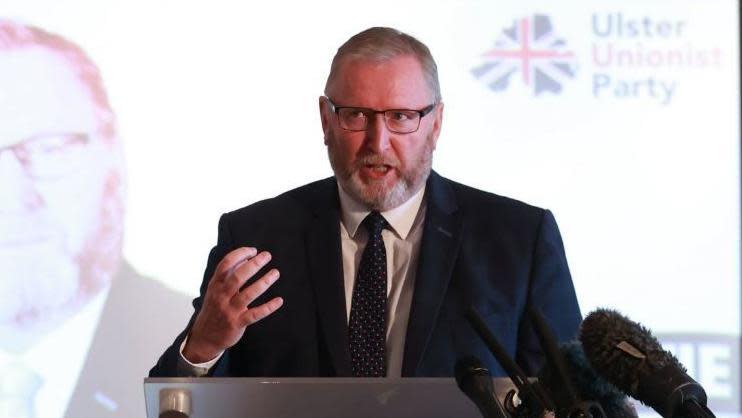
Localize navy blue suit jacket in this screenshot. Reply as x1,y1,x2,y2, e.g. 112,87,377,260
150,171,581,377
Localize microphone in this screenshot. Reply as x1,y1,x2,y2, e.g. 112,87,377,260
536,341,637,418
528,307,608,418
455,356,510,418
465,306,555,415
579,309,715,418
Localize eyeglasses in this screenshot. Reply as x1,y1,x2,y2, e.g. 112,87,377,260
326,97,436,134
0,132,91,179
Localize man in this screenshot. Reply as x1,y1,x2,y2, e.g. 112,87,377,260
151,27,581,379
0,20,190,418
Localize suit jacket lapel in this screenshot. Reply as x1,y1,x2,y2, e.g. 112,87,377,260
304,178,352,376
402,171,463,376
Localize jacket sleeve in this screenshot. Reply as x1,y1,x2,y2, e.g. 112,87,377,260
515,209,582,376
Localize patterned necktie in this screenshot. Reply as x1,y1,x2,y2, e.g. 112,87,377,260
349,211,389,377
0,362,42,418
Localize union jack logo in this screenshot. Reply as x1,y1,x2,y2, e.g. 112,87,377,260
472,14,577,95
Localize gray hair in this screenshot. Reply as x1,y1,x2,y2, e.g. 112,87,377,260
324,27,442,103
0,19,117,143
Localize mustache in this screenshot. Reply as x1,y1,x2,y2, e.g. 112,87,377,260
355,154,400,167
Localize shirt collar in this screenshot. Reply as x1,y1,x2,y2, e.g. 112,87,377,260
337,182,426,240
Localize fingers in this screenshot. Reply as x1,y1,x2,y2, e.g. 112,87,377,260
232,268,280,308
239,296,284,327
190,246,283,356
224,251,273,294
212,247,258,281
211,246,282,312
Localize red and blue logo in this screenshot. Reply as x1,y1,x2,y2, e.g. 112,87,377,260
472,14,578,95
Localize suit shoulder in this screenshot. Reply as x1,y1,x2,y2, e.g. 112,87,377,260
443,176,547,223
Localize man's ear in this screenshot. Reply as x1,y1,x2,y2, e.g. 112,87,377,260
319,96,331,145
430,102,444,150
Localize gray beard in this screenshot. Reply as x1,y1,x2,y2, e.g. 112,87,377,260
327,139,434,211
0,170,123,352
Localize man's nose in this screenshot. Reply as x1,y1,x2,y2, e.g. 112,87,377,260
0,149,44,213
364,113,392,153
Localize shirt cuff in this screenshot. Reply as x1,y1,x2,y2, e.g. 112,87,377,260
177,335,224,377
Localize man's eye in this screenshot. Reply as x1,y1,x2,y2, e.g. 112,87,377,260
348,110,366,119
390,111,412,121
25,133,88,155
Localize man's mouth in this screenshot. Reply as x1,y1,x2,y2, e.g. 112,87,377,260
366,164,391,172
360,163,394,179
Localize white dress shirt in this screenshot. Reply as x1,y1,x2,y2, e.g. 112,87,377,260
180,183,427,377
0,287,109,418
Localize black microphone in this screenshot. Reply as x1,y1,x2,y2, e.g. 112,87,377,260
455,356,509,418
528,307,608,418
465,305,555,415
579,309,715,418
537,341,637,418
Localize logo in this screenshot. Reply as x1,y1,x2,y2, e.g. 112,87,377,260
472,14,577,95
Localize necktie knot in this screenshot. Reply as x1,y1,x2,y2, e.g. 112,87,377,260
362,211,388,238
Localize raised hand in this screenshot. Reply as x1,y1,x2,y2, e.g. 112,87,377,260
182,247,283,363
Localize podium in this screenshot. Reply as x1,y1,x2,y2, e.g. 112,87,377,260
144,377,518,418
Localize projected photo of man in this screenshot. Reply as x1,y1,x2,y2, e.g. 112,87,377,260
0,20,189,418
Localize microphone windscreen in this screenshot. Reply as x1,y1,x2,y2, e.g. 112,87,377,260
579,309,710,418
537,341,637,418
579,308,684,395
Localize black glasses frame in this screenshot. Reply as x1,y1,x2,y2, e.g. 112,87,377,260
325,97,436,133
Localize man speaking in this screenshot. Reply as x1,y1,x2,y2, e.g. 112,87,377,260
151,27,581,378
